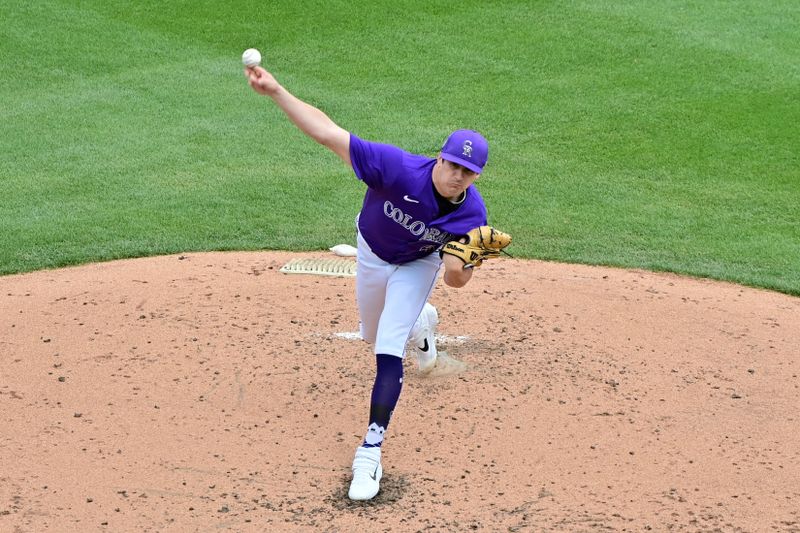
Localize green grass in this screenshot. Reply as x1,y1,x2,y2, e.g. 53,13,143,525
1,0,799,295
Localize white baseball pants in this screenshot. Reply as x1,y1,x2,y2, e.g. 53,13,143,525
356,231,441,357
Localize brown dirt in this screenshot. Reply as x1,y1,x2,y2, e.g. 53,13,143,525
1,251,798,532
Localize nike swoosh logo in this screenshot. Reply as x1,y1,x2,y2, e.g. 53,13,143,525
420,339,429,352
369,465,379,480
403,195,420,203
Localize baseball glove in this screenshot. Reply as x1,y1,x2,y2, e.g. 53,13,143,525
441,226,512,268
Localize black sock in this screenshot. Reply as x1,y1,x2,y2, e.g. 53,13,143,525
362,353,404,448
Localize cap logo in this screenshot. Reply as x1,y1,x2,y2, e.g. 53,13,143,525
462,140,473,158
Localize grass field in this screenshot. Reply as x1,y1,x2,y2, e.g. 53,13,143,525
2,0,798,294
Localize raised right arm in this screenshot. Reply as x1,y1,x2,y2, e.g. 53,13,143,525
244,66,351,166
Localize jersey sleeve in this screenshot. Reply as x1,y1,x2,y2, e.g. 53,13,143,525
348,133,404,190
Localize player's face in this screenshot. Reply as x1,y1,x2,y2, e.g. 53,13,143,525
432,157,479,200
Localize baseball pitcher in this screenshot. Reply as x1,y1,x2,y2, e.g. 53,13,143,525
244,64,511,501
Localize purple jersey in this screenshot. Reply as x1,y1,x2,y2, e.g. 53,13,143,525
349,133,488,264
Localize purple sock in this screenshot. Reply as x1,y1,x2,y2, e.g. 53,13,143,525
362,354,404,448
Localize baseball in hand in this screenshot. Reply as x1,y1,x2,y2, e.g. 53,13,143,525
242,48,261,68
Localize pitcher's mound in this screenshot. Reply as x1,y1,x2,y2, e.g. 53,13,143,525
1,250,798,532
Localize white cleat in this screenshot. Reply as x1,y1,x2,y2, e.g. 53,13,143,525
348,446,382,501
410,303,439,373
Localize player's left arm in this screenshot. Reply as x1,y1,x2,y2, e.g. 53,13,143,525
440,225,512,287
442,252,474,287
